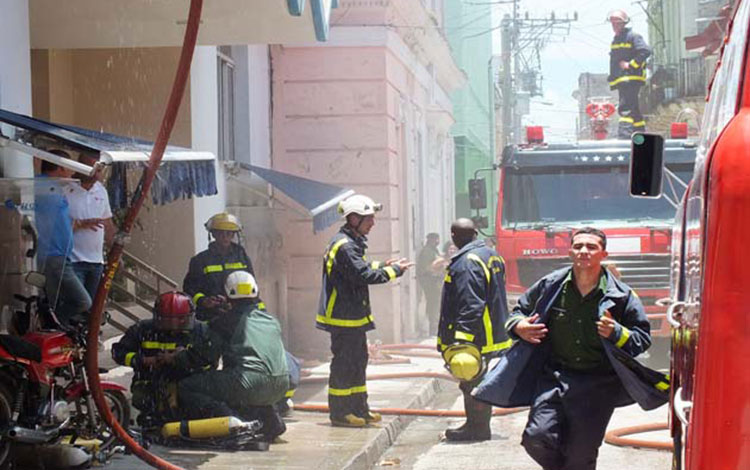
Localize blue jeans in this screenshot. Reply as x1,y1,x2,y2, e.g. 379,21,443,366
73,262,105,300
42,256,92,325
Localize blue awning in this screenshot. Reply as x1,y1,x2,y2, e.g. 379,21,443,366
237,163,352,233
0,108,217,209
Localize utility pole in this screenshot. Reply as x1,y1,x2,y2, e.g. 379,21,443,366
498,1,577,146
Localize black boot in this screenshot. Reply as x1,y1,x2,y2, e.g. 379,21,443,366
258,406,286,442
444,393,491,442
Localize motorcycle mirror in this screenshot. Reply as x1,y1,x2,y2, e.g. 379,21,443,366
25,271,47,289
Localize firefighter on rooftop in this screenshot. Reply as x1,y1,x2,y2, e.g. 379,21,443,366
316,194,413,427
608,9,651,139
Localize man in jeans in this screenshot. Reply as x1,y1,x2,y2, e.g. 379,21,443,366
66,152,114,300
35,152,92,325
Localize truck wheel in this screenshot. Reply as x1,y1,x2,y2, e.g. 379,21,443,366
0,383,14,470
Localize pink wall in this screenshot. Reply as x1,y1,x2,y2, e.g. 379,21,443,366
272,44,408,356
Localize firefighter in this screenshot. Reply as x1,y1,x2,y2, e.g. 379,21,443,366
437,218,511,441
317,194,413,427
183,212,254,320
473,227,669,470
174,271,290,442
111,291,214,424
608,9,651,139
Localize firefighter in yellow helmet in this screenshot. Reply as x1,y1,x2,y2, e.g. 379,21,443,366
437,218,511,441
183,212,255,320
317,194,414,427
607,9,651,139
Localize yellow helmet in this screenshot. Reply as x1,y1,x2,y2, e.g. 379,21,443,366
205,212,242,232
442,343,484,382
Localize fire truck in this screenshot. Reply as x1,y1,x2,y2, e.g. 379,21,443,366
629,0,750,468
484,137,696,339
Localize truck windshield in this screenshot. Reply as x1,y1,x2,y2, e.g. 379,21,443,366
501,165,693,228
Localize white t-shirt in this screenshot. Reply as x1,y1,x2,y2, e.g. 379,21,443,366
65,181,113,264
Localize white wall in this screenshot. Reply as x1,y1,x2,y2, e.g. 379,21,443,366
0,0,33,178
191,46,226,253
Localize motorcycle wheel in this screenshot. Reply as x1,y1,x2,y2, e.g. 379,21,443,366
0,383,13,470
70,389,131,453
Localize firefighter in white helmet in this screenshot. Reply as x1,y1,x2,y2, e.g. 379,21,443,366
607,9,651,138
317,194,414,427
437,218,510,441
183,212,255,320
174,271,290,442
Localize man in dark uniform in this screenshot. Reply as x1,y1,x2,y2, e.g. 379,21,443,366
437,218,511,441
416,232,442,335
183,212,254,320
111,291,214,424
473,227,669,470
316,194,413,427
172,271,289,442
608,9,651,139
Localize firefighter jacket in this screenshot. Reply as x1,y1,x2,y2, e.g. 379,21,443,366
437,239,512,357
316,225,404,333
173,301,289,379
473,267,670,411
183,241,254,307
608,27,651,90
111,319,215,385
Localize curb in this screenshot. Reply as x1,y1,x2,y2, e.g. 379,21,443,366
341,375,447,470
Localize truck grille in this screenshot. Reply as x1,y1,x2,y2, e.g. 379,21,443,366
516,254,671,292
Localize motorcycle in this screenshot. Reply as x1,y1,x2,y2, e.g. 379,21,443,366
0,273,130,469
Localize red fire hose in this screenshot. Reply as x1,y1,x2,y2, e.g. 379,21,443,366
604,422,672,451
84,1,203,469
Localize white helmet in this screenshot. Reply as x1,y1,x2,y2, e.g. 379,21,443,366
225,271,259,299
337,194,383,218
607,9,630,23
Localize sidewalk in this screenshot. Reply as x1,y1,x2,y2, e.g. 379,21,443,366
104,347,449,470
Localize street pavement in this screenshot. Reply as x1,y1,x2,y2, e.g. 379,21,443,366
99,339,671,470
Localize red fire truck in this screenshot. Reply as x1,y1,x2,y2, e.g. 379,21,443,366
629,0,750,468
491,138,696,339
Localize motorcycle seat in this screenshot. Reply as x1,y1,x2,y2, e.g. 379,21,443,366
0,334,42,362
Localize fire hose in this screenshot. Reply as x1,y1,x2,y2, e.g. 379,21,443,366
84,1,204,469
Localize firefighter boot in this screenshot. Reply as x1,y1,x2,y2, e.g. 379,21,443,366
444,394,491,442
331,414,367,428
363,411,382,424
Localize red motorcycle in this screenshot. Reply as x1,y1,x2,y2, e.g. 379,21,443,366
0,290,130,469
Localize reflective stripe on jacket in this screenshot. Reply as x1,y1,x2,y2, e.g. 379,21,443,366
474,267,669,411
608,27,651,89
316,225,403,332
111,319,215,384
182,242,254,306
437,240,511,357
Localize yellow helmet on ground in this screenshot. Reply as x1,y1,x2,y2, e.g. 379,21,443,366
205,212,242,232
442,343,484,382
225,271,259,299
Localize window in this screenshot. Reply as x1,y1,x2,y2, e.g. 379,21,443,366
217,46,235,161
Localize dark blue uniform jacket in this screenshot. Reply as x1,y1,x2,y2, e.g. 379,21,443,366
437,240,511,356
473,267,669,411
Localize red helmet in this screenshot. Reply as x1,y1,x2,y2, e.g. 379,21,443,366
153,292,195,331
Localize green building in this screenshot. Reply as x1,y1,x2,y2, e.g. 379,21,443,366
444,0,497,232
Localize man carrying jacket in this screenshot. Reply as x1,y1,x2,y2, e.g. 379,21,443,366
183,212,254,320
608,9,651,139
316,194,413,427
473,227,669,470
437,218,511,441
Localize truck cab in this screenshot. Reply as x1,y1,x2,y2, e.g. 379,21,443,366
495,139,695,338
629,1,750,468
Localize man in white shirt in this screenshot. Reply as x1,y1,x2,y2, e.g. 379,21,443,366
66,152,115,299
